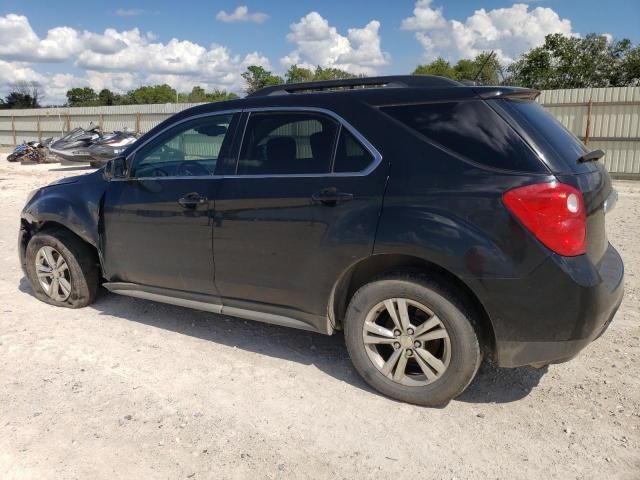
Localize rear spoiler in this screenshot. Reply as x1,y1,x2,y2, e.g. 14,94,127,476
578,149,605,163
475,88,540,101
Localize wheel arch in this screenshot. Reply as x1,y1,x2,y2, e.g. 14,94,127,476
21,219,101,275
328,253,496,358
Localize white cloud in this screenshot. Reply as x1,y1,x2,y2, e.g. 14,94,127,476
0,60,43,84
115,8,145,17
281,12,390,75
401,1,576,63
75,27,271,91
0,13,273,103
0,14,82,62
216,6,269,24
83,30,128,54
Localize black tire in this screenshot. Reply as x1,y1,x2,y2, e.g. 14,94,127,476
7,153,19,162
25,228,99,308
344,274,482,406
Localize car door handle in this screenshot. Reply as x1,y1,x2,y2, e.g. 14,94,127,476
311,188,354,206
178,193,208,208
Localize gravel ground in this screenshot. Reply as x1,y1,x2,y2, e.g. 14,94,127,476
0,158,638,479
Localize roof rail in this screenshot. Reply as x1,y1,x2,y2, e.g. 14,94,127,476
247,75,461,97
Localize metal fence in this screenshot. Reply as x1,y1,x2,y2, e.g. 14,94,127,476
538,87,640,176
1,86,639,176
0,103,204,148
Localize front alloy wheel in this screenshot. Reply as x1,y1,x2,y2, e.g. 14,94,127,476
35,246,72,301
25,228,99,308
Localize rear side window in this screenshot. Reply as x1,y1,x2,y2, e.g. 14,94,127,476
381,100,544,172
238,112,338,175
334,129,374,173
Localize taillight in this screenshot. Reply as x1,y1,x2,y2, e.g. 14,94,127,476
502,182,586,256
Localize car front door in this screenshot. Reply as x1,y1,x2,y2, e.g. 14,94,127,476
102,112,240,297
212,109,387,330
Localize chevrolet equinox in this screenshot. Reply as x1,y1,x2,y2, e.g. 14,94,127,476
19,76,624,405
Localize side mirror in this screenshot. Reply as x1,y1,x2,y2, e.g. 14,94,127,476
104,156,128,179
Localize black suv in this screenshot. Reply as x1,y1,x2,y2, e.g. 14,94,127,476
19,76,624,405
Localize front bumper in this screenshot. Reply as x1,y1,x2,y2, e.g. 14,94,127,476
18,225,30,276
481,243,624,368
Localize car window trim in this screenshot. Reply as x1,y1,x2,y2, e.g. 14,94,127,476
329,123,342,173
115,107,382,181
235,109,341,177
231,107,381,178
122,110,238,180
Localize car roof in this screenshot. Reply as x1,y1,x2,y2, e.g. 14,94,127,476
167,76,537,122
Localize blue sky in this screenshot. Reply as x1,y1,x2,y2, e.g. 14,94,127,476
0,1,638,103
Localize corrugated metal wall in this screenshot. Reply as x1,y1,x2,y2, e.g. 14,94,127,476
538,87,640,175
0,103,204,146
1,86,639,176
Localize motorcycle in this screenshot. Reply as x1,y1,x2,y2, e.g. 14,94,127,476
86,129,139,167
7,138,53,163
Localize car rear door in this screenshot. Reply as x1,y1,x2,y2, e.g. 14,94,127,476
212,109,387,329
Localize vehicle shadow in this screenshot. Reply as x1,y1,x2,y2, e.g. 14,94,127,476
457,362,548,404
18,278,548,405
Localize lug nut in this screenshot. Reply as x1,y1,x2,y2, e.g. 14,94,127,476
393,342,401,349
393,329,401,337
405,349,413,357
407,328,414,335
414,341,421,348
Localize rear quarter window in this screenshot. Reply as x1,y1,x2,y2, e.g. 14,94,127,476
497,99,594,174
381,100,546,173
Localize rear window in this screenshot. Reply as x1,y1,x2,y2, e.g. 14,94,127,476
497,99,592,173
381,100,544,172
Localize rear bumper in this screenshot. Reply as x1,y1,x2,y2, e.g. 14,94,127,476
481,243,624,367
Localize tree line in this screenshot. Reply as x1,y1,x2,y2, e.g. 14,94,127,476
65,85,239,107
236,34,640,93
1,33,638,109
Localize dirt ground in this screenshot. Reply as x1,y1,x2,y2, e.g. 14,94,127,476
0,158,638,480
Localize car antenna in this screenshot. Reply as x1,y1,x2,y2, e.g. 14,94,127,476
473,50,496,83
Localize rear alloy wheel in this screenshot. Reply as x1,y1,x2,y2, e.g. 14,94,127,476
363,298,451,386
344,275,482,406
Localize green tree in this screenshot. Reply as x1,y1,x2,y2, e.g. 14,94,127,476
186,86,208,102
507,33,639,89
1,81,43,109
98,88,115,106
178,87,239,103
311,66,357,81
468,52,502,84
285,65,315,83
0,92,38,109
413,58,455,78
414,53,502,84
241,66,284,94
206,89,238,102
66,87,98,106
621,45,640,86
127,84,177,104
